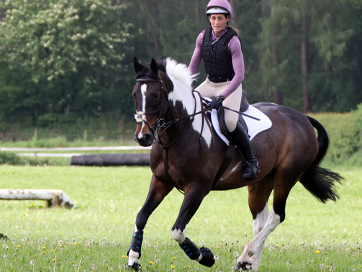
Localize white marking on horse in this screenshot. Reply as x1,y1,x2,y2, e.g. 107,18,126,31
237,207,281,269
172,228,186,244
137,84,148,139
253,203,268,236
128,250,139,266
128,225,141,266
219,162,241,181
165,58,212,147
249,203,269,270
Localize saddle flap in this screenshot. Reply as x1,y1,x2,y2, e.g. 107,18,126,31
217,107,248,142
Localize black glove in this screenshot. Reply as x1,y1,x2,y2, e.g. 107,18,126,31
209,96,224,109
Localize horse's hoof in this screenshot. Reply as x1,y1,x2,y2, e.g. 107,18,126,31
0,233,8,240
126,262,141,271
235,261,252,271
198,247,215,267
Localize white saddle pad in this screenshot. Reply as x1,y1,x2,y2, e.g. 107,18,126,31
211,105,272,146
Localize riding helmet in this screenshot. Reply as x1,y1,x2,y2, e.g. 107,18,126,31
205,0,232,16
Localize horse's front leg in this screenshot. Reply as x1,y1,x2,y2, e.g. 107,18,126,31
171,186,215,268
127,175,173,270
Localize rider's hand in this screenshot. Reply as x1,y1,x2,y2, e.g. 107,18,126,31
209,96,224,109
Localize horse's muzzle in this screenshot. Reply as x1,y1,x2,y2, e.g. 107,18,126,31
134,133,153,147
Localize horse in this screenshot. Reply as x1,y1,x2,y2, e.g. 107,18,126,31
126,57,343,271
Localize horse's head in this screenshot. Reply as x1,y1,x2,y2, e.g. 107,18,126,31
132,57,174,146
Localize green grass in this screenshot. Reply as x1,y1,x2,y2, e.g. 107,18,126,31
0,165,361,271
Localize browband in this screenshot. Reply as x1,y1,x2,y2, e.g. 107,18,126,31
136,77,162,83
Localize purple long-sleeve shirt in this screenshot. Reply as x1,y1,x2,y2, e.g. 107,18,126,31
188,29,245,98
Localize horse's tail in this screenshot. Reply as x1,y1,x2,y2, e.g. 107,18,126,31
299,116,343,203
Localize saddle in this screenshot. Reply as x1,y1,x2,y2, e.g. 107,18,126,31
203,90,249,144
203,90,249,185
203,91,272,185
216,90,249,142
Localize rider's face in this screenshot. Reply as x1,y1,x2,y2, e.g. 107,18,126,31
209,14,229,35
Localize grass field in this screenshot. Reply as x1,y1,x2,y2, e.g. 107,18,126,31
0,165,361,271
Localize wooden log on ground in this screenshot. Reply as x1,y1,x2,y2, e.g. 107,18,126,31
0,189,74,208
70,153,150,166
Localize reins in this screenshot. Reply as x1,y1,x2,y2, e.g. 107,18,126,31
157,90,215,195
135,75,257,195
135,76,212,147
136,76,211,195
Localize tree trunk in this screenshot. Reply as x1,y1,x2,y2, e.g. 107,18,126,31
65,105,70,115
195,0,202,22
0,9,5,21
136,0,162,54
229,0,237,26
262,0,270,17
354,56,360,70
324,61,332,71
270,5,283,105
272,41,283,105
301,0,310,113
274,89,283,105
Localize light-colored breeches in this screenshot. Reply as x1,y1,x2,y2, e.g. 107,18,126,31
196,79,242,132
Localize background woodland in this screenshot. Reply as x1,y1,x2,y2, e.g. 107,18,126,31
0,0,361,130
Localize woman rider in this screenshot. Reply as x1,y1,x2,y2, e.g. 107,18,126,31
188,0,259,180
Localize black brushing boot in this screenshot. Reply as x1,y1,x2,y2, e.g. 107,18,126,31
229,122,260,180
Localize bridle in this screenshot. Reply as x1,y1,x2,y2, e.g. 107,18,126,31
134,77,169,137
134,75,212,148
134,74,215,195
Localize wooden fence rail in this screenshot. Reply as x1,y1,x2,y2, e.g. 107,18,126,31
0,189,74,208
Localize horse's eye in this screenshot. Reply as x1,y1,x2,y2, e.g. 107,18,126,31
152,93,159,99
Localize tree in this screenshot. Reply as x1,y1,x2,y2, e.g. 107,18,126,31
254,0,362,112
1,0,361,129
232,0,264,103
308,0,362,112
256,0,302,108
0,0,131,122
300,0,310,112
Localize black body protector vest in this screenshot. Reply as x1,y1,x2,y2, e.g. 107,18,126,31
201,26,239,83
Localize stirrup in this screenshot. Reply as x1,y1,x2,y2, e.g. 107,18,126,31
243,161,260,180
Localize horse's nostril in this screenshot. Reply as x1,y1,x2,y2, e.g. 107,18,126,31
142,134,153,145
142,134,151,141
134,133,153,146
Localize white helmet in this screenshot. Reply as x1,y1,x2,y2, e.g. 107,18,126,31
206,0,232,16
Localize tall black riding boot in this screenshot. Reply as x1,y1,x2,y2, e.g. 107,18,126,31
229,123,260,180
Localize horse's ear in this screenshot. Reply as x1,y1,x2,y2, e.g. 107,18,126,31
150,58,158,75
134,57,145,74
159,71,174,93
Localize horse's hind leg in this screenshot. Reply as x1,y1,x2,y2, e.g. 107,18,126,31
236,179,273,271
236,174,298,271
127,175,173,270
248,204,268,270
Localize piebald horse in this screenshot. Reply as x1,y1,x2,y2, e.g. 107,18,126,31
127,57,342,271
